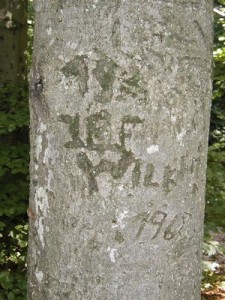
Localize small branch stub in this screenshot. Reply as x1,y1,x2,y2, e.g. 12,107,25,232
27,207,37,220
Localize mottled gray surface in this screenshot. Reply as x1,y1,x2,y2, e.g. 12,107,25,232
28,1,213,299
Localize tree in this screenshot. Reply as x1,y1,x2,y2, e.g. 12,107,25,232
28,1,213,299
0,0,28,86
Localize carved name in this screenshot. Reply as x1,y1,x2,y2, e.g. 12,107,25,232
59,111,143,194
59,110,197,195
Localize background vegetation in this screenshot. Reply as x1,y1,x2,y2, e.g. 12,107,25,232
205,1,225,229
0,1,224,299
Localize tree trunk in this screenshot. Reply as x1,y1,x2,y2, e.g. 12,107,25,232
0,0,27,86
28,1,213,299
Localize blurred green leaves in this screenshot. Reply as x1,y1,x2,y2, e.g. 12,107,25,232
0,0,34,296
205,2,225,230
0,84,29,297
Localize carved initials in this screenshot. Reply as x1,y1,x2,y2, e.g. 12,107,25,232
59,112,143,194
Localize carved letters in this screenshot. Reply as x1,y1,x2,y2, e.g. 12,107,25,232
58,51,195,244
59,111,143,194
59,51,195,196
59,109,188,196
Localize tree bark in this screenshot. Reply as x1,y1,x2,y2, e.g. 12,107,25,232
0,0,27,86
28,1,213,299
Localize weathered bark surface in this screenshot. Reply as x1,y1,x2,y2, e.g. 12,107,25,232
0,0,27,86
28,1,213,299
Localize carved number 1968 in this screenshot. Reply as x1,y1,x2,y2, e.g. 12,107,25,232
133,210,192,241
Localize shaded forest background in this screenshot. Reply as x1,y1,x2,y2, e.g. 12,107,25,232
0,1,224,299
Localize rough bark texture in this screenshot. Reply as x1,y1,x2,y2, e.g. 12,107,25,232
28,1,213,299
0,0,27,86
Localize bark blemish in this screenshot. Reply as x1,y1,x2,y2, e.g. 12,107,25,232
35,135,43,161
59,114,85,148
86,110,111,150
117,69,148,102
61,55,88,96
112,209,129,230
146,144,159,155
177,128,186,145
115,230,125,243
35,270,44,283
35,122,47,161
112,18,121,48
46,27,52,35
162,166,177,193
107,247,117,263
96,276,101,284
144,163,159,188
93,53,118,103
34,187,49,248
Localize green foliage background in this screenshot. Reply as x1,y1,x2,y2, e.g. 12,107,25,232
205,1,225,229
0,85,29,299
0,1,224,298
0,1,34,298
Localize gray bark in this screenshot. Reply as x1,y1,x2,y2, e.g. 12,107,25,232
28,1,213,299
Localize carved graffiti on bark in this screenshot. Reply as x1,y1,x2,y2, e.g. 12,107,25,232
59,111,143,194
